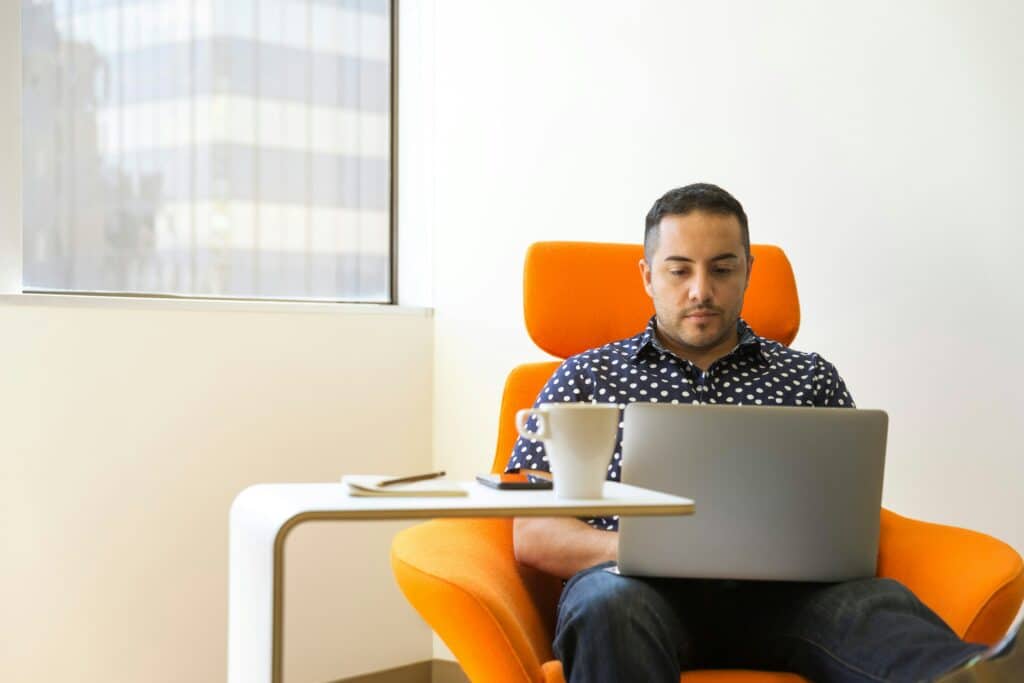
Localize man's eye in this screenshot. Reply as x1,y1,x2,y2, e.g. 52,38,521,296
714,268,733,275
669,270,688,277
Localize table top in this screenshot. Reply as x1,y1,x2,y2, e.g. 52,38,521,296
230,480,694,523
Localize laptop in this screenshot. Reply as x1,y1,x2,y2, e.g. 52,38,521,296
617,404,888,582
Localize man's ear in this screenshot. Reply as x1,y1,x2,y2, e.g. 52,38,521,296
745,253,755,287
639,258,655,298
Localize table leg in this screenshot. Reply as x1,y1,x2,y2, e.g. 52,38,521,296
228,487,292,683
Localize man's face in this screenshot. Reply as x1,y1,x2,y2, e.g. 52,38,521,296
639,211,752,358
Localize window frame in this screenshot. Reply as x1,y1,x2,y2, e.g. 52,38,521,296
5,0,399,306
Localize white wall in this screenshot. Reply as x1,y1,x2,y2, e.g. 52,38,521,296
410,0,1024,556
0,298,434,683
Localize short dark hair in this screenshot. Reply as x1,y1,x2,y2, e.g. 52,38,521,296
644,183,749,261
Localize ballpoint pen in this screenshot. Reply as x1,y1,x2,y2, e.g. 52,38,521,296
377,470,447,487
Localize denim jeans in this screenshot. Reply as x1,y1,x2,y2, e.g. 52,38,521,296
553,562,986,683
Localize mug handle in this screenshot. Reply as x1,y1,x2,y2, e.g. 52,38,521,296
515,408,550,440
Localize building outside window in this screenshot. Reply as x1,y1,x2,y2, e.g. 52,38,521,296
22,0,393,302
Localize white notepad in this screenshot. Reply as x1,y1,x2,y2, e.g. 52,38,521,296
341,474,468,497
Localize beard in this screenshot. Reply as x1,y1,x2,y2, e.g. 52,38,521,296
657,309,739,355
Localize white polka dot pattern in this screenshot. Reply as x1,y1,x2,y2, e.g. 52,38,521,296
505,317,856,531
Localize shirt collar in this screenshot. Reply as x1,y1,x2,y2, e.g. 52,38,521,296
631,315,771,365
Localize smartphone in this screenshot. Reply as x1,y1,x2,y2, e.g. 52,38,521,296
475,472,553,490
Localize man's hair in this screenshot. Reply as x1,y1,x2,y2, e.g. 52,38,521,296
644,183,750,261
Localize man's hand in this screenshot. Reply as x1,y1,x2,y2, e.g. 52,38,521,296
513,517,618,579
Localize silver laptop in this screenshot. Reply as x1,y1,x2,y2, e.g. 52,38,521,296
617,404,888,582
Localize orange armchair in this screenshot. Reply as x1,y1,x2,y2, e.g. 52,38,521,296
392,242,1024,683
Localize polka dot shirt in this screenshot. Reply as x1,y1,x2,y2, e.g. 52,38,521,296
505,316,856,531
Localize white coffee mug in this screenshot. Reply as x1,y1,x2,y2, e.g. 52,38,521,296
515,402,620,498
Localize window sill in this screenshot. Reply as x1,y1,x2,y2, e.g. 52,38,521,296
0,292,432,317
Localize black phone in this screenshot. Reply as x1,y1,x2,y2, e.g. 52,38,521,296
475,472,553,490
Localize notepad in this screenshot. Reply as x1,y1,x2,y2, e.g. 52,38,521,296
342,474,468,497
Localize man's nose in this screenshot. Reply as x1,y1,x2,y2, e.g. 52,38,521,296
688,270,713,302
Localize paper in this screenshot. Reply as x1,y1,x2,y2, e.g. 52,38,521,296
342,474,468,497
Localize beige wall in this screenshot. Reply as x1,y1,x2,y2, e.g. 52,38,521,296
0,2,439,681
0,298,434,683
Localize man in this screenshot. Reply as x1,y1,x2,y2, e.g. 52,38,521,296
506,184,1022,682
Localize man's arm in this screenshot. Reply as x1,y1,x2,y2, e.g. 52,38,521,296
507,357,618,579
513,517,618,579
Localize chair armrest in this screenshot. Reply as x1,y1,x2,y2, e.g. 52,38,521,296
391,518,562,683
877,508,1024,644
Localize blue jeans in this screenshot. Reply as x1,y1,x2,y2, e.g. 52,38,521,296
553,562,986,683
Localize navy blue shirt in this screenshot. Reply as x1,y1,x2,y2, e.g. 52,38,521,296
505,316,855,530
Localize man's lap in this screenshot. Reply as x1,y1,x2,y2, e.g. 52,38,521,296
556,563,962,672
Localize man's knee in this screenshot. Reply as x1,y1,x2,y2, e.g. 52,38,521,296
558,569,672,630
822,577,920,610
554,569,690,679
799,577,933,629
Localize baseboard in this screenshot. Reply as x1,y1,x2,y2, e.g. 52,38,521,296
430,660,470,683
329,659,469,683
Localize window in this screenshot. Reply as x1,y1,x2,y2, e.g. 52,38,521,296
21,0,393,302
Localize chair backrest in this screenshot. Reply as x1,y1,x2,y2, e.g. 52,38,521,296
490,241,801,473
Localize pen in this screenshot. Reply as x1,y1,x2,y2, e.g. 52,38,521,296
378,470,447,487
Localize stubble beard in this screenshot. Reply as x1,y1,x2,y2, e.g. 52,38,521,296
657,310,740,357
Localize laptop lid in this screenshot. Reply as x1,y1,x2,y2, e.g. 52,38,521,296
617,404,888,582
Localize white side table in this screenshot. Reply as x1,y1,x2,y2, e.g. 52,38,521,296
227,481,694,683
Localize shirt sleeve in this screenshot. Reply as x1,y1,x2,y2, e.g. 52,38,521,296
503,357,587,474
813,355,856,408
